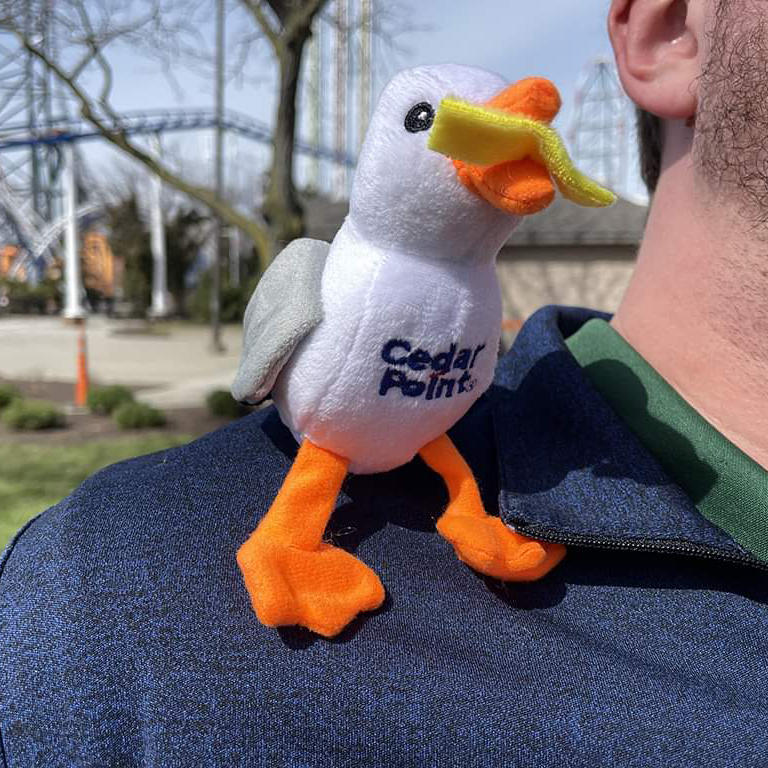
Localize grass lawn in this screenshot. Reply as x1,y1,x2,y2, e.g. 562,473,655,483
0,436,190,552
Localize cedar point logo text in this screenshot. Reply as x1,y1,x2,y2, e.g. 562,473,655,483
378,338,486,401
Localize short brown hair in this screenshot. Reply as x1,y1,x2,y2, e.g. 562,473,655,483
636,108,662,194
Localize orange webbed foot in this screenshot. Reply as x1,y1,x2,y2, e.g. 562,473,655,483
237,439,384,638
436,514,566,582
237,532,385,638
420,434,566,582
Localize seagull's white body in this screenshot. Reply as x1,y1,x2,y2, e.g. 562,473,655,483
272,219,503,474
237,65,529,474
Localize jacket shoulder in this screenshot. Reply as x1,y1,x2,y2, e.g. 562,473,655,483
0,408,292,596
0,408,300,764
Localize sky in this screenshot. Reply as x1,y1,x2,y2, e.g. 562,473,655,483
80,0,647,205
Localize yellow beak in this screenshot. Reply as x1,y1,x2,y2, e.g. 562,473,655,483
428,97,616,209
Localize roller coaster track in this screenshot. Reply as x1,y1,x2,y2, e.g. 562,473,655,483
0,107,358,166
0,107,357,280
0,164,100,278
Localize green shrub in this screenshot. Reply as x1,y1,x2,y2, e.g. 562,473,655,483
206,389,249,419
0,277,61,314
3,399,65,430
0,382,20,409
189,273,258,324
87,385,135,415
113,401,166,430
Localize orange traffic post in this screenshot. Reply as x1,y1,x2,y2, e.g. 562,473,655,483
74,319,89,408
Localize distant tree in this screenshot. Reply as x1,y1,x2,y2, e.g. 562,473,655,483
104,194,153,315
105,191,216,317
164,207,209,312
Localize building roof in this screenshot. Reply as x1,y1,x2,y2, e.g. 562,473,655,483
301,195,350,243
506,195,648,248
301,193,648,248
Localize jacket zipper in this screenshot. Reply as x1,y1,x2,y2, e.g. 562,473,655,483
511,521,768,572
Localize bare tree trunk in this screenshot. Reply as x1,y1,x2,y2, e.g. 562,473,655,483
263,31,309,249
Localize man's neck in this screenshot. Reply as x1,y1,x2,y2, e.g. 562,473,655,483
611,128,768,470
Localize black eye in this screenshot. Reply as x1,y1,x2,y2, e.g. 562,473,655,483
404,102,435,133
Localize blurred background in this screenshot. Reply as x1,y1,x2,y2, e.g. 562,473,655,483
0,0,647,548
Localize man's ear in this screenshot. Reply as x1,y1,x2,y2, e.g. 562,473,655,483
609,0,703,120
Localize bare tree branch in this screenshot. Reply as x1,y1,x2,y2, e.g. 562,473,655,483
69,44,103,82
240,0,281,52
13,29,273,270
283,0,326,40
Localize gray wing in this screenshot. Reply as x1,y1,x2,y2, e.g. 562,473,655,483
231,237,330,404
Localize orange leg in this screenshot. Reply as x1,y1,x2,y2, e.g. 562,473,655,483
419,434,566,581
237,439,384,637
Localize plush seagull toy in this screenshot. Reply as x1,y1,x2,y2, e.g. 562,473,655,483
232,64,614,638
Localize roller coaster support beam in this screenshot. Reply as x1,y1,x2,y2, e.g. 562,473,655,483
149,134,169,317
62,142,84,319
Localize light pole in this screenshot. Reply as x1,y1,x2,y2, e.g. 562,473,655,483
210,0,226,352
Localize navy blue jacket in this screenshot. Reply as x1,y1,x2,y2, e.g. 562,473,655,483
2,305,767,767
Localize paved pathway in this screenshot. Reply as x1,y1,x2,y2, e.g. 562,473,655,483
0,316,244,409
